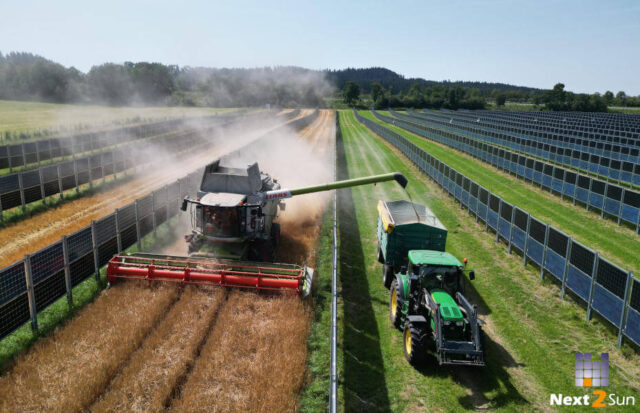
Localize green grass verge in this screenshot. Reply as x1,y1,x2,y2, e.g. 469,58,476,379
361,110,640,276
299,206,336,411
333,110,639,412
0,213,185,372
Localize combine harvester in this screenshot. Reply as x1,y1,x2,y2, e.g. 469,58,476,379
107,158,407,297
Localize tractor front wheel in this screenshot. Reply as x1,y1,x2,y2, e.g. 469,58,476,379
389,280,403,329
403,319,427,365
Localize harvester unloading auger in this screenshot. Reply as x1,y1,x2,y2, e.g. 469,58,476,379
107,158,408,297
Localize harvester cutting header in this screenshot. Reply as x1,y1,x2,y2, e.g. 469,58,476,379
107,158,408,297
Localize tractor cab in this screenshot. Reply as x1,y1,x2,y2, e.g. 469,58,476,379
405,250,473,296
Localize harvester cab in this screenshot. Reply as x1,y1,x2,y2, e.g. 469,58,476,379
377,200,485,367
107,158,408,298
180,160,281,261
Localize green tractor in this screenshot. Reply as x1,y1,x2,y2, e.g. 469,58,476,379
377,200,485,366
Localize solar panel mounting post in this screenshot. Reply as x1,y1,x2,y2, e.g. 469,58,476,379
618,272,633,347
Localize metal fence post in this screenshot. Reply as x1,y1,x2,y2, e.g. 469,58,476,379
540,225,550,280
135,199,142,250
73,157,79,193
601,183,608,219
508,206,515,254
88,157,93,189
18,173,26,212
21,143,27,169
101,153,106,184
496,199,502,243
62,235,73,307
115,208,123,253
36,141,41,167
484,194,490,232
561,237,573,298
38,168,46,205
617,272,633,347
152,192,157,238
23,255,38,333
57,164,64,200
616,189,625,226
586,253,600,321
90,220,100,281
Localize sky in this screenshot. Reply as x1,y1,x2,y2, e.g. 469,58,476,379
1,0,639,95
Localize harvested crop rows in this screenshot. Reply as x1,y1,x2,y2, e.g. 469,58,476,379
0,110,334,412
0,114,294,268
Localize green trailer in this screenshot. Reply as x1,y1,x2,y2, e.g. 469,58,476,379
377,200,447,289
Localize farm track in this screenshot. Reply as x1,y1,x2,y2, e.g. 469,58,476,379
0,114,300,269
336,110,640,411
367,110,640,274
0,110,333,412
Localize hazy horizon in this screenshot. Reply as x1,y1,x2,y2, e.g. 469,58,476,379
1,0,639,95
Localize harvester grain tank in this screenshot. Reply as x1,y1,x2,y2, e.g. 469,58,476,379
106,159,408,297
377,200,485,366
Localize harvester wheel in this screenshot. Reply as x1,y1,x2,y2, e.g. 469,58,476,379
403,320,427,365
382,264,394,289
389,280,403,330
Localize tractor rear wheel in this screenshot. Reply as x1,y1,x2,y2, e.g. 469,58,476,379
389,280,403,330
403,319,427,365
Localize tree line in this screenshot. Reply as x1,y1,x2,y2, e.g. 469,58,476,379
0,52,328,107
1,51,638,112
343,81,637,112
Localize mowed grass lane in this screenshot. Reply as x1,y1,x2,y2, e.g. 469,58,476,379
337,110,640,412
361,110,640,276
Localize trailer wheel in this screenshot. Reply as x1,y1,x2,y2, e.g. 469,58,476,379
389,280,403,329
403,320,427,365
382,264,394,289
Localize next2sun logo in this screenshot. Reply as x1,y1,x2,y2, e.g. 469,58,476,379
549,352,636,408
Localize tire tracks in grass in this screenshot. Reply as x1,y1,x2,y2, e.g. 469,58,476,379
346,113,537,410
348,111,640,410
340,112,478,411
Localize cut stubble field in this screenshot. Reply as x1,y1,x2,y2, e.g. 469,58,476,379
0,110,334,412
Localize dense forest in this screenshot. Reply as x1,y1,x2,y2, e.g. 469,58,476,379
0,51,638,112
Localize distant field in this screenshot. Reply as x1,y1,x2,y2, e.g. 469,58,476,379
0,100,239,140
609,106,640,114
